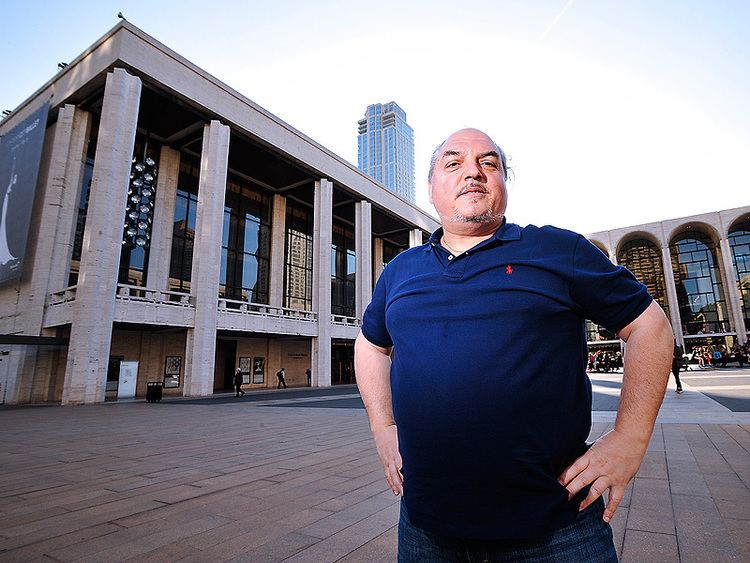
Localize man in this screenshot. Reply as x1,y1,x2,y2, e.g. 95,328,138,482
276,367,287,389
355,129,673,561
233,367,244,397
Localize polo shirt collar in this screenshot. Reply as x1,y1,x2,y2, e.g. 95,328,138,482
427,218,522,251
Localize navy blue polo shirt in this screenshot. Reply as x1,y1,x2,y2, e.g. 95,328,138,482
361,220,652,540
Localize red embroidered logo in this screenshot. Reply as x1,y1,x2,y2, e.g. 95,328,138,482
506,265,513,275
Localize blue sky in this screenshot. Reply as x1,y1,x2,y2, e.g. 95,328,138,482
2,0,748,233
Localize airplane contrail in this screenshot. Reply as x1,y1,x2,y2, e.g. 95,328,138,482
539,0,576,41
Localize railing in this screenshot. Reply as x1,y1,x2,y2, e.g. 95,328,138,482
48,285,78,305
331,315,361,327
218,298,317,322
116,284,194,307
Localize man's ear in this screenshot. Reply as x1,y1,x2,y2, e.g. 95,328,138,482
428,182,434,205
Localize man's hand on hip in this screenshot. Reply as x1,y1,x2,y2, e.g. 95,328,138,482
558,429,648,523
373,424,404,496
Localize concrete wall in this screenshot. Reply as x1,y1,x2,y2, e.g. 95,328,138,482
234,336,311,390
109,329,187,398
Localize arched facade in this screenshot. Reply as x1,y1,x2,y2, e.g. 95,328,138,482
586,206,750,351
669,228,729,336
617,237,670,320
728,218,750,331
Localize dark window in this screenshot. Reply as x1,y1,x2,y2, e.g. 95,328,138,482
332,222,355,317
219,176,271,303
728,219,750,330
68,114,99,286
670,230,730,335
68,157,94,286
617,238,670,320
284,201,313,310
168,153,199,293
382,240,404,269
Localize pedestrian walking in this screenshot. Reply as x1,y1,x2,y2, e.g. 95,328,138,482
276,368,287,389
672,343,684,393
233,367,245,397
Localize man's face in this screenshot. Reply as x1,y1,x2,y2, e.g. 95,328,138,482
428,129,507,233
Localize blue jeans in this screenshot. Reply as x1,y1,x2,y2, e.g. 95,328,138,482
398,497,617,562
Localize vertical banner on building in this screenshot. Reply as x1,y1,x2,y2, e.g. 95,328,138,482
0,102,49,285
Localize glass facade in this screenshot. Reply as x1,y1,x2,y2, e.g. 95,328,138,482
219,176,271,303
586,320,615,342
169,154,199,293
357,102,416,202
728,220,750,330
381,240,404,270
284,201,314,311
670,230,730,335
68,115,99,287
331,222,355,317
617,238,670,320
69,157,94,287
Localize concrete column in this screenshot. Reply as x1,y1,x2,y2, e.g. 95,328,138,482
311,179,333,387
269,194,287,308
355,201,373,320
62,69,142,405
719,237,747,344
147,146,181,292
373,237,384,284
662,246,684,347
409,228,422,248
45,106,92,296
183,121,230,397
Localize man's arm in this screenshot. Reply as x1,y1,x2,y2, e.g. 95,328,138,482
559,300,673,522
354,331,403,496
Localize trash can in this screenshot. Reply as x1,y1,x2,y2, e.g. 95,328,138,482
146,381,163,402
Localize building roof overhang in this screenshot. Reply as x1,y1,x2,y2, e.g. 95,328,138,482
1,21,439,234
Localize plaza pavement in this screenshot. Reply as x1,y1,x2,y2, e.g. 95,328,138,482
1,369,749,562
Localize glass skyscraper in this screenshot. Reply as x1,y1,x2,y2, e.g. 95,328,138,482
357,102,415,202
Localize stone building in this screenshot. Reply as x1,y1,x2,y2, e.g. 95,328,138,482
586,208,750,353
0,21,438,405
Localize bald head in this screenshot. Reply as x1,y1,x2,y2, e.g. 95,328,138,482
428,129,509,184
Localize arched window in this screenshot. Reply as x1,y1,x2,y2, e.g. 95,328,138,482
670,230,730,335
728,219,750,330
617,238,670,320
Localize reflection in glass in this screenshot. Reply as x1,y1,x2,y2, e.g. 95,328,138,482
168,154,199,292
219,176,270,303
284,201,313,311
728,219,750,330
617,238,670,320
670,230,730,335
332,222,355,317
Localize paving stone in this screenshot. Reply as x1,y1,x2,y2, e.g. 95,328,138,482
724,518,750,561
336,526,398,563
672,493,741,562
627,477,675,535
2,398,750,562
621,530,679,563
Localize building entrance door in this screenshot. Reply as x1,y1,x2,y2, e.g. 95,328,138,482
331,341,354,385
214,339,237,391
106,356,123,401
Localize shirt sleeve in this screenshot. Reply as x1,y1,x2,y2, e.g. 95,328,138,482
361,268,393,348
570,235,653,333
